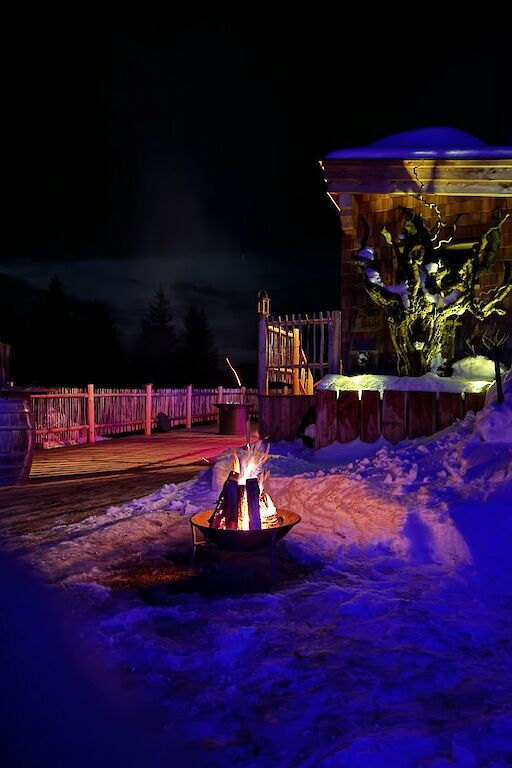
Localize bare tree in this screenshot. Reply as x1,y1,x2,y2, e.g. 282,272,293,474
353,204,511,376
482,325,509,404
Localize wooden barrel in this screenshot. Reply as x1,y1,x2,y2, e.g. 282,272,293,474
0,396,35,486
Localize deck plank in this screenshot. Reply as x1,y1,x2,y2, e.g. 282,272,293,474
0,427,256,538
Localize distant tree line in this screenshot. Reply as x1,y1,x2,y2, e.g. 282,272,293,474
133,284,221,387
0,275,227,387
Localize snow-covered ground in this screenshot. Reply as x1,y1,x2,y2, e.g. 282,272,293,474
2,367,512,767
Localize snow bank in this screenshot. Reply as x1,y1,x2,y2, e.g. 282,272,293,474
7,376,512,768
452,354,505,380
474,369,512,442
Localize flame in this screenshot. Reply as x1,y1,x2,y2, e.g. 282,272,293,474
237,440,270,484
259,491,278,528
258,468,269,494
238,440,275,531
239,485,250,530
213,440,279,531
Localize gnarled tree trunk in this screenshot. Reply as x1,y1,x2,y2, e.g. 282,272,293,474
354,205,511,376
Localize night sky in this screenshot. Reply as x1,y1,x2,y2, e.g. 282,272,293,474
2,11,511,371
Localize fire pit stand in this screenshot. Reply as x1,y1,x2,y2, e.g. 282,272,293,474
190,509,301,587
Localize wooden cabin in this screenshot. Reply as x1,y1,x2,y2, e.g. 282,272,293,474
322,127,512,373
258,128,511,444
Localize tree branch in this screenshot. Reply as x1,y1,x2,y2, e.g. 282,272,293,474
470,262,512,320
363,279,403,317
475,211,510,273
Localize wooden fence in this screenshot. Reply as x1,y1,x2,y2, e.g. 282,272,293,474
259,308,342,395
258,390,487,446
30,385,258,447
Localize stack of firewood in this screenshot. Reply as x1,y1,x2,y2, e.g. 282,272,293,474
208,471,261,530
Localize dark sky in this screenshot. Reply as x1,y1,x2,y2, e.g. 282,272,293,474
2,11,511,366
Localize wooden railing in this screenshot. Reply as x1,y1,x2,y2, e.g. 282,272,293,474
30,385,258,447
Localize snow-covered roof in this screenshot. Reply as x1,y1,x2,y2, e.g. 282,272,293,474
325,127,512,160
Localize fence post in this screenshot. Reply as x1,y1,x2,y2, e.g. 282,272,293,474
216,385,223,423
186,384,193,429
87,383,95,444
258,292,270,396
292,328,300,394
329,310,342,374
240,385,246,404
145,383,152,435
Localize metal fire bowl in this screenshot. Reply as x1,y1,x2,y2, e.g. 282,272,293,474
190,509,301,552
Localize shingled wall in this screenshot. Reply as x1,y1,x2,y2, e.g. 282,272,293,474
341,194,512,371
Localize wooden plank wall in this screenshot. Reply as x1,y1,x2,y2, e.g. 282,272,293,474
407,392,436,440
258,395,315,442
339,194,512,372
437,392,464,430
337,391,358,443
316,390,337,446
382,391,406,444
261,390,487,447
314,389,487,448
360,391,380,443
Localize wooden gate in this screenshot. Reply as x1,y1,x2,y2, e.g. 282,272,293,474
257,293,342,396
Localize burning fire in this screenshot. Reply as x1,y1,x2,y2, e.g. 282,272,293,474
209,441,280,531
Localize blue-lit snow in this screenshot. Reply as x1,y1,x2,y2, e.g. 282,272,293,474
4,370,512,767
325,126,512,160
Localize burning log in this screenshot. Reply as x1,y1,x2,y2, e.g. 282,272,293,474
224,475,241,530
246,477,261,530
209,441,280,532
260,492,281,528
208,470,239,528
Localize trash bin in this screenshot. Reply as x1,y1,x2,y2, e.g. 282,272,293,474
215,403,249,435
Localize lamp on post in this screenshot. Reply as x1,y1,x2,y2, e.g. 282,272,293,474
257,289,270,317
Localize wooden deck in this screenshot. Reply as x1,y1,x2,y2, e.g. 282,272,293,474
0,426,256,538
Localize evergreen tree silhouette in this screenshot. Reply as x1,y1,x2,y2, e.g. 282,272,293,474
36,276,78,385
179,304,220,386
0,274,126,386
83,300,123,385
135,286,176,386
148,285,173,329
0,276,33,383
